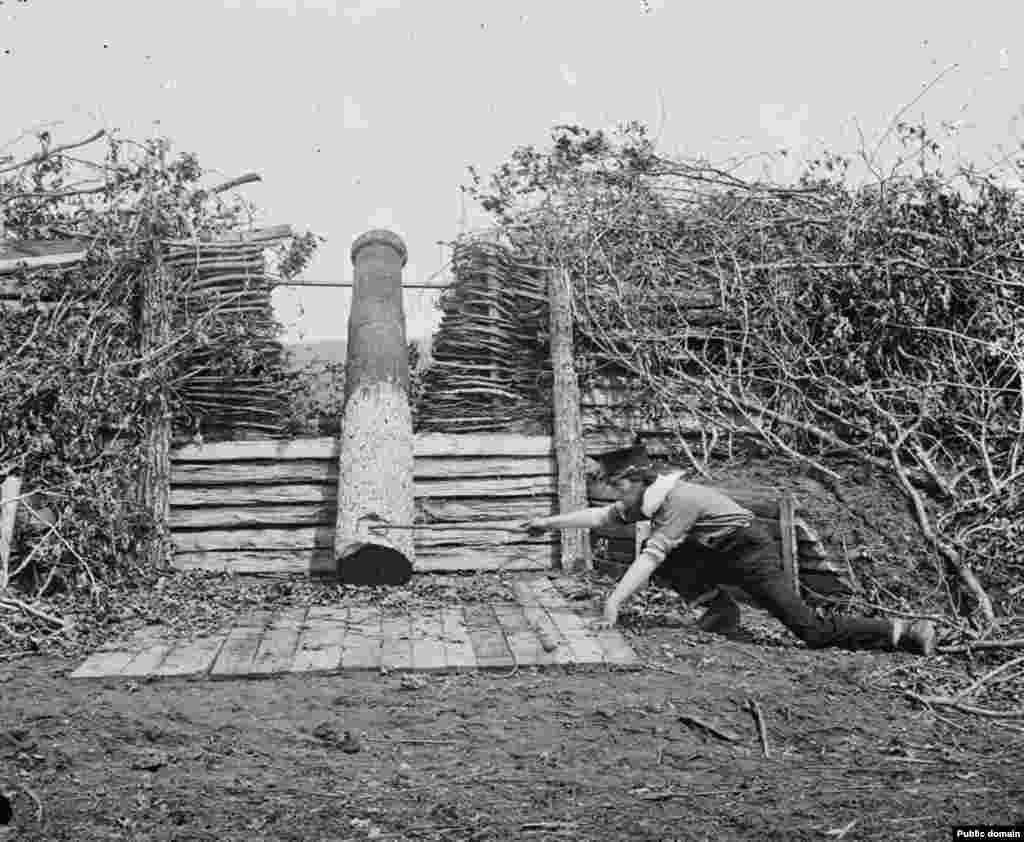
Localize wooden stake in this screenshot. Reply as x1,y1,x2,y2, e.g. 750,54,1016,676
778,494,799,596
1,475,22,584
548,266,590,572
137,156,172,568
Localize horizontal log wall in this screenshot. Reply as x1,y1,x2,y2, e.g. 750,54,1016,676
170,433,561,575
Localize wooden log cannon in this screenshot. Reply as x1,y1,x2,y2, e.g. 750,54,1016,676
334,229,415,585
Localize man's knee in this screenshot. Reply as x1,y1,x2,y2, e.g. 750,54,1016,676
794,628,833,648
784,616,835,648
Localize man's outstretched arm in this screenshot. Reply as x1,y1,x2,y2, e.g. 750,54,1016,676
523,506,617,532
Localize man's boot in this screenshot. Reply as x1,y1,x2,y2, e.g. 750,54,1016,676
893,619,937,655
696,588,741,635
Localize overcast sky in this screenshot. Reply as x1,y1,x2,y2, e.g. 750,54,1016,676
3,0,1022,342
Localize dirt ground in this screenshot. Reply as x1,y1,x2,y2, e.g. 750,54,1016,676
2,457,1022,841
2,586,1022,842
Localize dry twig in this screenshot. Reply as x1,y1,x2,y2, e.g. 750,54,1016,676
677,712,742,743
746,699,771,759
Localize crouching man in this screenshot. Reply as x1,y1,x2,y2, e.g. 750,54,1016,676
524,447,935,656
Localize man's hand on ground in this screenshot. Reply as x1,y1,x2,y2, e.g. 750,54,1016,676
592,596,621,631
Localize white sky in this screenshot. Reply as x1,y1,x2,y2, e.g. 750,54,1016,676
3,0,1023,342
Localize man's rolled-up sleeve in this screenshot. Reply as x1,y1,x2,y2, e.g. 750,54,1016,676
640,486,702,566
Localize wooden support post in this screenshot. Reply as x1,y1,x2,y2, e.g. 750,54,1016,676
779,494,800,596
548,266,591,572
138,248,172,568
334,230,415,585
1,475,22,586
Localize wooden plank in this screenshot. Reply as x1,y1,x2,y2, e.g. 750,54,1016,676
172,460,335,485
249,607,307,675
416,456,556,478
210,611,274,677
291,606,348,672
154,634,228,677
172,526,334,552
138,249,173,570
381,612,413,671
169,503,335,529
416,476,556,498
172,437,337,462
171,455,555,484
416,497,555,523
172,548,334,574
407,524,556,549
410,610,447,671
169,432,553,462
71,649,140,679
529,578,604,663
414,543,554,572
493,603,541,666
119,643,173,677
548,267,590,573
0,475,21,572
340,606,382,670
779,493,800,596
463,604,514,669
440,606,477,670
171,484,334,506
70,628,169,679
172,523,552,553
511,580,572,666
170,475,555,506
414,433,553,458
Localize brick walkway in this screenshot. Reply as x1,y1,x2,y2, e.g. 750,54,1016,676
71,577,639,680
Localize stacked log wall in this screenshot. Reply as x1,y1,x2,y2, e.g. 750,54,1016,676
169,433,561,574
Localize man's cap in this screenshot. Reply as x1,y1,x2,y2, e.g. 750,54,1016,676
602,443,653,480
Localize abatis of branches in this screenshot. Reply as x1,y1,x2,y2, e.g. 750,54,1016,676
432,132,1023,623
578,160,1021,618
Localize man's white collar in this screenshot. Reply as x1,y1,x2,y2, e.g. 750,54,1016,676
641,471,684,518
